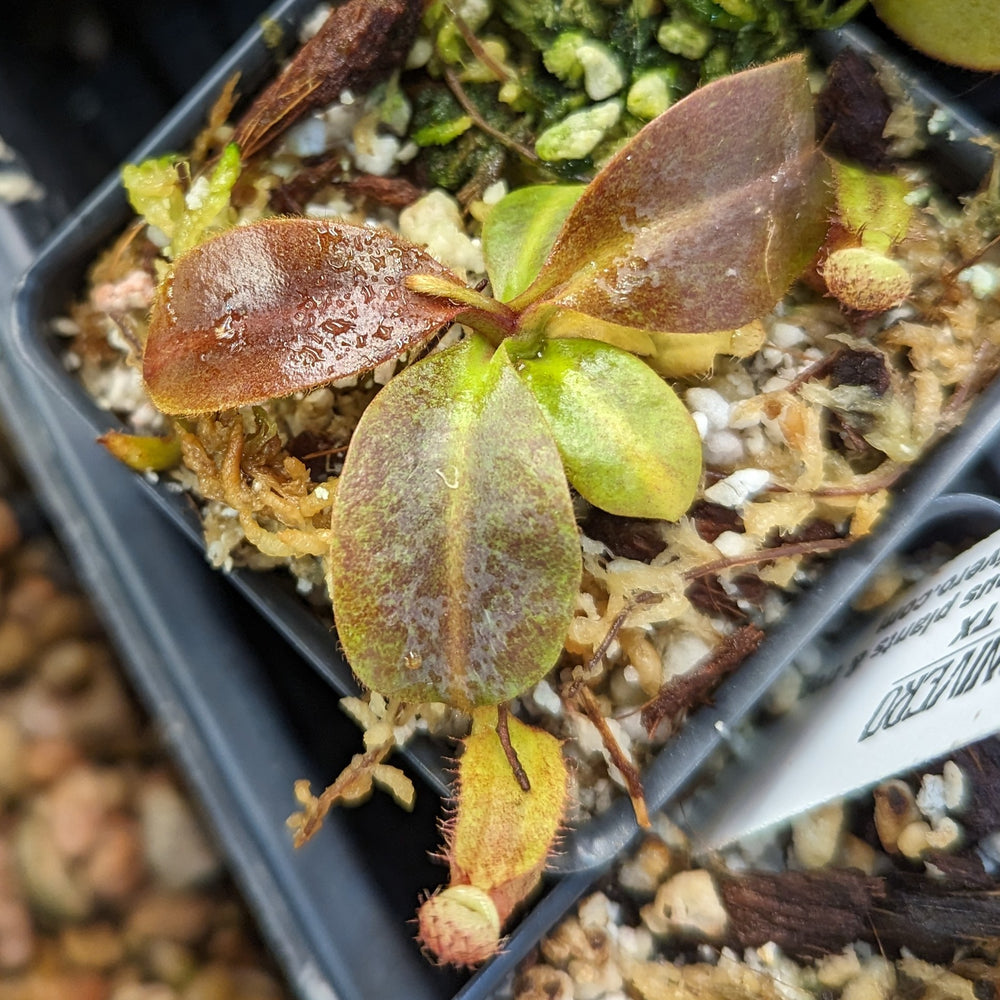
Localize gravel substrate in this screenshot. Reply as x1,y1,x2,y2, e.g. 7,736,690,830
0,463,291,1000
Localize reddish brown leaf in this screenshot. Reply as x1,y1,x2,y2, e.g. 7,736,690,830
142,218,464,413
513,56,830,335
232,0,424,159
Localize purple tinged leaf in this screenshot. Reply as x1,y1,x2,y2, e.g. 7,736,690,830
142,218,465,414
328,336,581,710
512,56,830,335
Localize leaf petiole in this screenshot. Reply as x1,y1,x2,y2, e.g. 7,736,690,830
406,272,520,346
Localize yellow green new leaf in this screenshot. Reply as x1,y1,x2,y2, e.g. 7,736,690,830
122,142,241,259
504,338,701,520
873,0,1000,71
98,430,182,472
540,307,761,376
482,184,585,303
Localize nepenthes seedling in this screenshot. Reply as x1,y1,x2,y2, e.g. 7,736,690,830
117,56,837,964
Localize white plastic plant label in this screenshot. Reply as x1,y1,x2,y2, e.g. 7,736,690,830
700,527,1000,848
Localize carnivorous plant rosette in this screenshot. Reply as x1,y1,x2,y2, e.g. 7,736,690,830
128,55,831,962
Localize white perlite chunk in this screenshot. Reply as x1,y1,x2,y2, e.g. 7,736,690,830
957,263,1000,300
352,129,402,176
398,190,485,280
529,677,563,716
661,632,712,682
942,760,969,811
703,429,745,465
691,411,709,439
535,99,622,161
916,772,948,823
703,468,771,509
642,869,728,939
791,799,845,869
284,115,330,157
979,831,1000,870
769,321,808,349
713,530,752,558
685,387,731,430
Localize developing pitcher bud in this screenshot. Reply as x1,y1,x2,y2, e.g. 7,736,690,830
417,886,502,967
822,246,911,313
416,707,569,966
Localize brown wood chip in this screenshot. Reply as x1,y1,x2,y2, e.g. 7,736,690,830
233,0,424,159
816,48,894,172
640,624,765,736
718,868,885,959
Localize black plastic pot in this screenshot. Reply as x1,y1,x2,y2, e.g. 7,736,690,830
5,5,1000,998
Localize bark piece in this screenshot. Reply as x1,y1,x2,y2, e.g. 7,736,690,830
816,48,893,172
718,868,885,960
233,0,424,159
641,625,765,736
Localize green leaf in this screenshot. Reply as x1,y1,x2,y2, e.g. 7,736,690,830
512,55,830,335
172,142,241,257
98,430,182,472
328,335,581,710
873,0,1000,71
142,218,466,414
122,143,241,259
122,154,185,243
482,185,585,303
505,338,701,520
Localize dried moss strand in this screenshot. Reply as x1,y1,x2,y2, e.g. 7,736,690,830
442,67,540,165
288,739,395,847
683,537,854,580
574,685,650,829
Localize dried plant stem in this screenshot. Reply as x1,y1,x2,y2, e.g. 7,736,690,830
683,537,854,581
589,607,631,671
574,685,650,828
446,5,513,82
442,67,540,165
782,351,840,393
497,703,531,792
942,339,1000,424
788,465,904,497
945,229,1000,278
